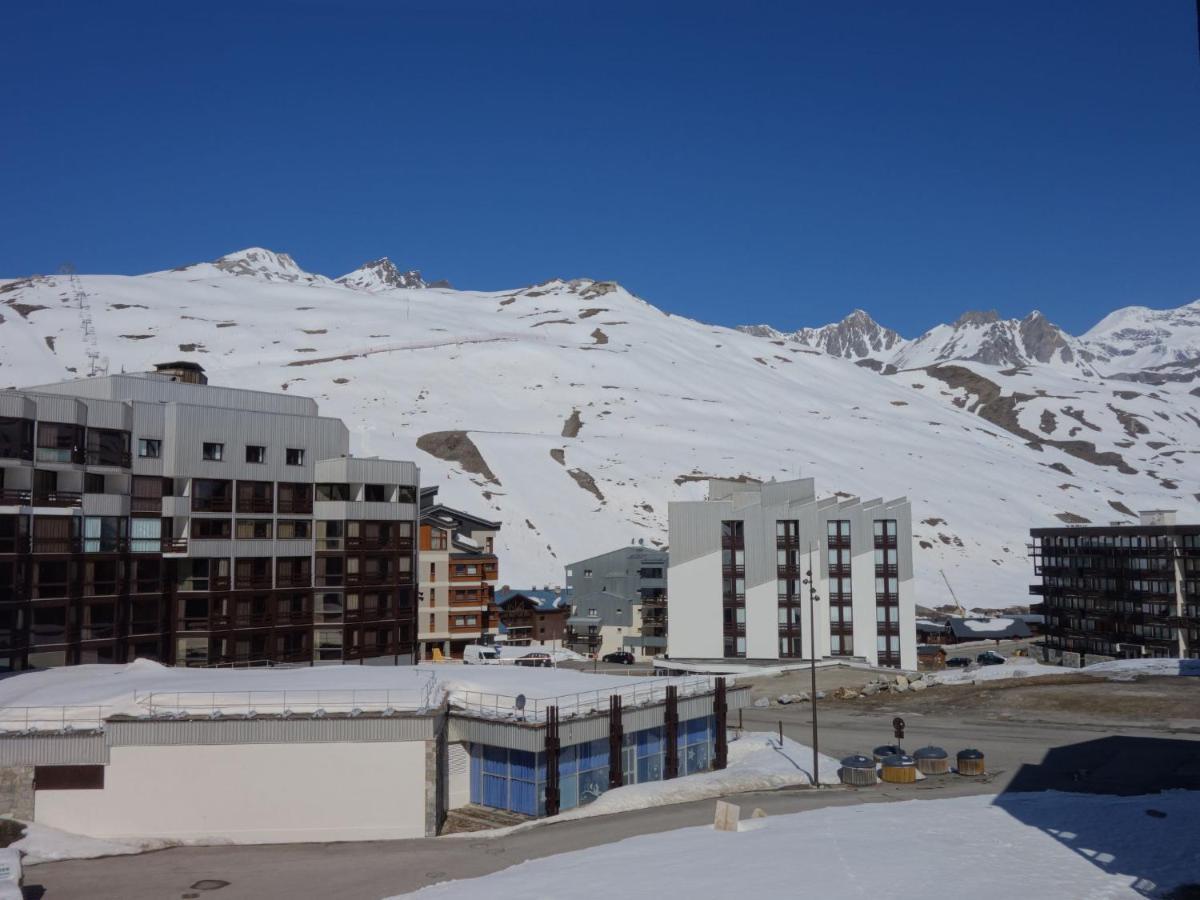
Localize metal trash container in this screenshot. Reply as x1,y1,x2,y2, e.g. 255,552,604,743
913,746,949,776
956,748,986,776
880,754,917,784
872,744,904,764
838,754,877,786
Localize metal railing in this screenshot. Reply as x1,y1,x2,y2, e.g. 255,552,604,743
137,681,439,717
451,675,718,722
0,705,108,732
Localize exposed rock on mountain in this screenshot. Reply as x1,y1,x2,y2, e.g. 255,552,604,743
337,258,430,292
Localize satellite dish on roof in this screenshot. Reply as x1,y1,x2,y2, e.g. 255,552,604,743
515,694,526,711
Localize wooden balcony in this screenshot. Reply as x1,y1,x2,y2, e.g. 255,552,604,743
0,489,31,505
131,496,163,514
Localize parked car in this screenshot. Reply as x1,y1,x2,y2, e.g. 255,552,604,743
602,651,636,665
946,656,972,668
976,651,1006,666
513,652,554,668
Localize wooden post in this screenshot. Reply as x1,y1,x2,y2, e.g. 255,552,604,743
545,705,560,817
714,677,728,771
608,694,623,789
664,685,679,779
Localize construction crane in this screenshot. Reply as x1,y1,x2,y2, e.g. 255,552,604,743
940,569,966,617
59,262,107,378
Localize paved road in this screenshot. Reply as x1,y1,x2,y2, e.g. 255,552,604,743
27,703,1198,900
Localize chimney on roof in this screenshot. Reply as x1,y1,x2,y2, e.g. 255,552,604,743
1139,510,1177,527
153,361,207,385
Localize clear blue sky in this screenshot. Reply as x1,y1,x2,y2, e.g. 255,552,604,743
3,0,1198,336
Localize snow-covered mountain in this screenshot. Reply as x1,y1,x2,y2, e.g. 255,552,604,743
743,300,1200,378
740,310,906,362
1079,300,1200,378
2,248,1198,608
337,257,435,292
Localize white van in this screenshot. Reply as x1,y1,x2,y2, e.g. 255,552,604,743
463,645,501,665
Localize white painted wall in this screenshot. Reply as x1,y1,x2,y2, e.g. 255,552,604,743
448,741,471,810
851,547,878,666
35,740,428,844
898,577,918,671
666,551,723,658
744,581,776,658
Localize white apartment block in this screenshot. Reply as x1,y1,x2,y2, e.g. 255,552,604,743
667,478,916,670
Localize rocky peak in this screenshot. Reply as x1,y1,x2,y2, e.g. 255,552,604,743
1018,311,1074,364
953,310,1001,328
212,248,319,283
337,257,428,292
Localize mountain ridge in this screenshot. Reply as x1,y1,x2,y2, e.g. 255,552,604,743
2,247,1197,606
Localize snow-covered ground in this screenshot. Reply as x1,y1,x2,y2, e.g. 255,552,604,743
0,660,718,729
395,790,1200,899
7,821,176,866
929,658,1066,685
2,249,1197,604
1082,658,1200,679
929,655,1200,685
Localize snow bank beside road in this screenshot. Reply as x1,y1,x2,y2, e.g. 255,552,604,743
8,821,176,866
399,790,1200,899
928,658,1063,685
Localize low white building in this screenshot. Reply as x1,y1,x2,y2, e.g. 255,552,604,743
0,661,745,843
667,478,916,670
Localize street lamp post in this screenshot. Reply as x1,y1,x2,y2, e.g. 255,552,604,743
802,543,821,787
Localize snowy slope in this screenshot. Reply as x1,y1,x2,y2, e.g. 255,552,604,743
2,249,1198,608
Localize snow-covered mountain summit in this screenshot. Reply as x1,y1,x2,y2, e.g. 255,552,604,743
2,248,1197,605
337,258,430,292
743,299,1200,378
1080,299,1200,377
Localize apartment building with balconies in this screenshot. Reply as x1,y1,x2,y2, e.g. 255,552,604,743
564,543,668,658
667,478,915,670
417,487,500,659
1030,510,1199,664
0,363,418,670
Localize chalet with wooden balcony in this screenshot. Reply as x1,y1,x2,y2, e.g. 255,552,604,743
417,487,501,660
495,588,569,646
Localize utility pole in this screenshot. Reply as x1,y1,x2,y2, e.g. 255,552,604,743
802,543,821,787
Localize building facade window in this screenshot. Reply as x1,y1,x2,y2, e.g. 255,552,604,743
202,442,224,462
245,445,266,464
874,519,900,667
138,438,161,459
827,519,853,656
286,448,304,466
776,519,801,658
722,520,746,658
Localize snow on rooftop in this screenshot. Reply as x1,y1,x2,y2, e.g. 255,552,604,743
959,616,1015,632
454,532,480,549
0,661,717,730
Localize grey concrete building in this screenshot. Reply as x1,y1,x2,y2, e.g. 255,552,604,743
667,478,916,669
564,543,667,657
0,362,419,670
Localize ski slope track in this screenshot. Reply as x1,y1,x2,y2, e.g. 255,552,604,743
2,248,1198,608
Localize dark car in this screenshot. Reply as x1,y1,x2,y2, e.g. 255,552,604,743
976,651,1006,666
602,651,636,665
946,656,972,668
513,652,554,668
